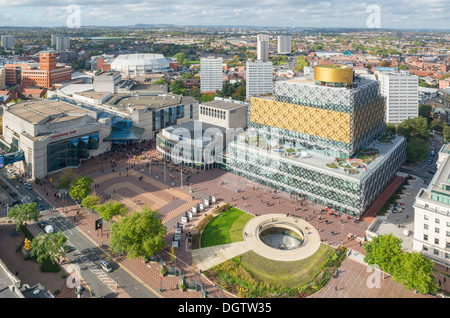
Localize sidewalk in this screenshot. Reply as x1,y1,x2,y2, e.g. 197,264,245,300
31,157,233,298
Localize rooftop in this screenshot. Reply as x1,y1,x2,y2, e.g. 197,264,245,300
103,93,195,111
5,100,91,124
232,134,405,183
201,99,247,111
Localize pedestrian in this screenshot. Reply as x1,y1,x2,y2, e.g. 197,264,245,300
335,286,337,291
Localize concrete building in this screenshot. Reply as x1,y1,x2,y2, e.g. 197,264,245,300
412,143,450,266
1,100,110,178
257,34,269,62
54,36,70,51
378,71,419,124
199,98,247,130
277,35,292,54
200,56,223,93
227,65,406,217
246,60,273,99
156,97,247,170
1,35,14,49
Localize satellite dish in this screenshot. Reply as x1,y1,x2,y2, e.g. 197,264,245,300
33,289,40,295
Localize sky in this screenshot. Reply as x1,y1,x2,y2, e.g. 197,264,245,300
0,0,449,30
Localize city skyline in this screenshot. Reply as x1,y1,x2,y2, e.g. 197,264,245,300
0,0,448,30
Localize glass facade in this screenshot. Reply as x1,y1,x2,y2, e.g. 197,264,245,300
47,133,99,173
152,105,185,132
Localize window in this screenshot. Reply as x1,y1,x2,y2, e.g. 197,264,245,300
424,234,428,241
435,227,440,234
434,249,439,255
435,238,439,245
446,242,450,249
436,218,440,224
424,224,429,230
423,245,428,251
424,215,429,220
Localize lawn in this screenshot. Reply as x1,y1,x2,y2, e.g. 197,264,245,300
205,244,342,297
200,207,254,248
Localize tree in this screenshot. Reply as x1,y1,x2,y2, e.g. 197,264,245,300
96,201,128,222
109,206,167,259
396,118,413,138
170,79,188,96
152,78,167,85
297,56,308,71
444,124,450,141
412,116,430,138
430,119,444,133
30,230,67,265
69,176,93,202
379,61,390,67
81,192,102,210
57,168,78,189
173,52,189,67
418,104,432,121
386,123,396,135
364,233,403,274
393,252,439,294
8,202,40,230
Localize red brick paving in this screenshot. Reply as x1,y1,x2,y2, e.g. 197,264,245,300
26,142,442,298
361,175,405,223
310,257,435,298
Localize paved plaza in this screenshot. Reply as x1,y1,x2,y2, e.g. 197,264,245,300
1,140,444,298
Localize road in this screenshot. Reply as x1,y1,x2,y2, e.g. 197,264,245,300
399,132,444,184
0,166,158,298
38,209,159,298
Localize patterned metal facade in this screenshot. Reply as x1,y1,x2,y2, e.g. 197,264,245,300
226,78,406,217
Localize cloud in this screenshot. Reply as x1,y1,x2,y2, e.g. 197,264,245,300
0,0,448,29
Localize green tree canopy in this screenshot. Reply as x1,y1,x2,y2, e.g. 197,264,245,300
57,168,78,189
364,233,403,274
69,176,93,202
418,104,432,121
444,124,450,141
393,252,438,294
30,230,67,265
81,192,102,210
109,206,167,259
96,201,128,222
170,79,188,96
8,202,40,230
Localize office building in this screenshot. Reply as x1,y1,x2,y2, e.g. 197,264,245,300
277,35,292,54
246,60,273,98
378,71,419,124
4,51,72,88
1,35,14,49
257,34,269,62
412,144,450,266
54,36,70,51
200,56,223,93
226,65,406,217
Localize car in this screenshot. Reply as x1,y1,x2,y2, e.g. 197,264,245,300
37,221,47,228
25,184,32,190
37,204,45,211
7,168,13,174
100,260,113,273
9,192,17,197
427,159,433,165
428,169,437,174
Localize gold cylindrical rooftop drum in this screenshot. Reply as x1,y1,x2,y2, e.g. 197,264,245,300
314,65,353,85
